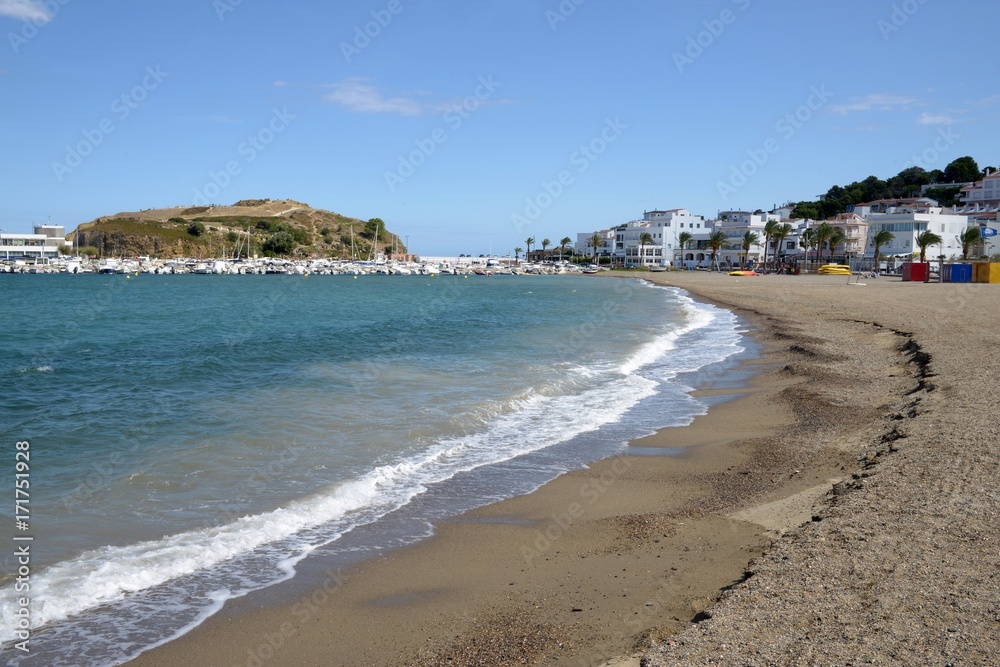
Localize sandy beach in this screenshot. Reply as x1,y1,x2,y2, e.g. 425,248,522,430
126,271,999,667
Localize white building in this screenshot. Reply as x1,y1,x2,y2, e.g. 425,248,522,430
614,209,707,267
707,210,782,266
959,170,1000,209
857,201,973,260
1,225,70,261
575,229,615,261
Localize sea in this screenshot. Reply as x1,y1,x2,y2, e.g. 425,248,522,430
0,273,749,665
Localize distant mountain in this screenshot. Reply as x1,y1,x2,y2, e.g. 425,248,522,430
68,199,403,259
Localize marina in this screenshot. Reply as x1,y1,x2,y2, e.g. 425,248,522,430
0,256,588,276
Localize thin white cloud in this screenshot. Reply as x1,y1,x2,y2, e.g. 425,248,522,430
312,78,515,117
0,0,51,22
831,94,920,115
917,112,955,125
973,94,1000,107
324,79,424,116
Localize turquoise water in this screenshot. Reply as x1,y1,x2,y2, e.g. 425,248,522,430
0,274,746,665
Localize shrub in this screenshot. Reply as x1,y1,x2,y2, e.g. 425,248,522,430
187,222,206,237
255,219,281,233
261,231,295,256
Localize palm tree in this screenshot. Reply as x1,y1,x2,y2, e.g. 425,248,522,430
514,246,523,263
771,223,793,266
740,230,760,269
559,236,572,261
813,222,834,265
588,232,603,264
916,230,943,263
638,232,654,267
959,226,981,260
799,228,816,263
762,220,779,270
871,229,895,271
525,237,535,258
677,231,693,268
707,230,729,271
827,228,847,263
541,238,551,259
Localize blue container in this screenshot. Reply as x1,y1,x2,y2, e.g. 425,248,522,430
942,264,953,282
950,263,972,283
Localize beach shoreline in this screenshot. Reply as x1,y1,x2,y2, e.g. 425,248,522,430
121,273,881,667
124,271,999,666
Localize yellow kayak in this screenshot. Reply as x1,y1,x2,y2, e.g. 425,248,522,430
817,264,851,275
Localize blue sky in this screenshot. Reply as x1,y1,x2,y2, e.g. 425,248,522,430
2,0,998,255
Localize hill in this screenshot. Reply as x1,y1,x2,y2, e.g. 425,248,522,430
789,156,994,220
68,199,404,259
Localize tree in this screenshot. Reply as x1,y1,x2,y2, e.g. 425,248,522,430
364,218,385,240
888,166,931,197
514,246,523,263
187,221,206,237
262,231,295,256
762,220,779,269
959,227,981,260
771,223,793,265
559,236,572,261
813,222,834,264
740,231,760,269
707,230,729,270
541,238,551,258
588,232,603,263
791,201,824,221
525,237,534,257
943,156,980,184
677,231,693,267
916,230,943,263
638,232,654,267
827,228,847,262
799,228,816,263
871,229,895,270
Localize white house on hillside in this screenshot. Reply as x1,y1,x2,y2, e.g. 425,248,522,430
959,170,1000,209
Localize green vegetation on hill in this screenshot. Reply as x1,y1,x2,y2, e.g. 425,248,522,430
789,156,994,220
69,200,405,259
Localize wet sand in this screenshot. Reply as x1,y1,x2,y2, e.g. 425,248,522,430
127,271,1000,666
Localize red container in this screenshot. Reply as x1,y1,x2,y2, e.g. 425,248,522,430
902,262,929,282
